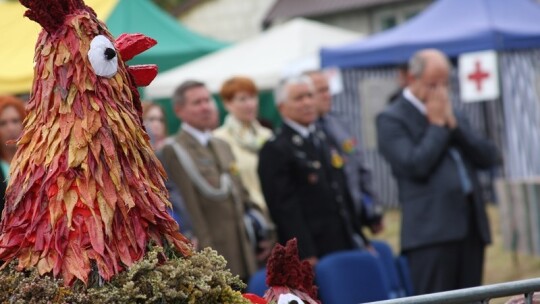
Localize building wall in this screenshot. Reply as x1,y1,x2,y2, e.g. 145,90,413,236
179,0,275,42
312,0,432,35
312,10,371,35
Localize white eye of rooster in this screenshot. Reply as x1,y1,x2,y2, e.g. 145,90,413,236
88,35,118,78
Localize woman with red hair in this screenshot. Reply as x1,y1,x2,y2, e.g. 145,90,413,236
214,77,274,263
0,96,26,215
214,77,272,215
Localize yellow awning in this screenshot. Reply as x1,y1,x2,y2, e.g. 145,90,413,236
0,0,118,95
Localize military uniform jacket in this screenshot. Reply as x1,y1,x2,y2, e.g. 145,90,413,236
258,123,360,259
161,131,257,278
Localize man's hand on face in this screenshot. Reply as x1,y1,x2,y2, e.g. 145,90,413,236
426,86,448,127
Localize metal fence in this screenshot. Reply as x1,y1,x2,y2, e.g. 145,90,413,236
365,278,540,304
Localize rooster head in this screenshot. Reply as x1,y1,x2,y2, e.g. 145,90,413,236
20,0,158,107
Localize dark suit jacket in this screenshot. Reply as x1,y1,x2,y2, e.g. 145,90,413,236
376,96,500,251
258,123,359,259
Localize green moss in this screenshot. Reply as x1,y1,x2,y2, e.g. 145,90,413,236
0,247,250,304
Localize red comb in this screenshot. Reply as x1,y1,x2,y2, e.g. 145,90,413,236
19,0,91,33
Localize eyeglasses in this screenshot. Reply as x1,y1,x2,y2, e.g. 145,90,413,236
232,95,257,103
0,118,22,128
145,117,165,123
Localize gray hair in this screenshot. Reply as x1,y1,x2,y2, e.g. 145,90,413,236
408,54,426,78
274,75,314,106
172,80,206,107
408,49,451,78
301,70,323,78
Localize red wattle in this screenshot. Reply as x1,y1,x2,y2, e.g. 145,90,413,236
128,65,158,87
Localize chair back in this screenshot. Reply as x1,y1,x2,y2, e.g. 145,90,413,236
371,240,406,298
316,250,391,304
247,268,268,297
396,255,415,296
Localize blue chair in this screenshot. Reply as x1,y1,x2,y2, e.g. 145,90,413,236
247,268,268,297
395,255,415,296
316,250,391,304
371,240,406,298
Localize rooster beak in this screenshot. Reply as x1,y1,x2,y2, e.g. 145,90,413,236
115,33,158,87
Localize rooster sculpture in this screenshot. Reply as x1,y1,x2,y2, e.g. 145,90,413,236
0,0,191,286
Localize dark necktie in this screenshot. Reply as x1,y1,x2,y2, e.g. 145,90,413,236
449,148,473,194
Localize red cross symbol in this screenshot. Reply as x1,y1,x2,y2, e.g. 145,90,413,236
468,61,490,92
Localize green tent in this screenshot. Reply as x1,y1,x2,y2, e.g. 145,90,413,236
107,0,228,73
106,0,229,130
0,0,226,94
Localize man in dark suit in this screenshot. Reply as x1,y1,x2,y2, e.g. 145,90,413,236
376,49,500,294
258,76,365,266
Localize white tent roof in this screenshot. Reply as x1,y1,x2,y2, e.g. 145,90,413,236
145,18,361,98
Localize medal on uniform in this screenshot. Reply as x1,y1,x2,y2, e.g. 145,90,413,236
229,162,240,176
292,135,303,146
342,138,357,154
331,149,344,169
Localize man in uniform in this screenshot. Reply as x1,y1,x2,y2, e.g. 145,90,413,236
258,76,365,265
161,80,262,280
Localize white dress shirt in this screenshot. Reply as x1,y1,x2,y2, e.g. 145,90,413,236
403,88,427,115
283,118,316,138
182,123,212,146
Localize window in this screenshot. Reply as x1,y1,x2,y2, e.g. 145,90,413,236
404,9,421,21
380,15,398,30
372,1,431,32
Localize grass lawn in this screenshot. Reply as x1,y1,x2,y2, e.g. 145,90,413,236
372,205,540,303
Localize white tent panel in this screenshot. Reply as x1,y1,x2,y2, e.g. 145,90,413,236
145,18,361,98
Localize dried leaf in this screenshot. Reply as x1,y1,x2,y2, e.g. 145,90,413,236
54,42,71,66
64,189,78,228
64,245,89,285
97,191,114,236
84,215,105,255
68,137,88,168
37,255,54,275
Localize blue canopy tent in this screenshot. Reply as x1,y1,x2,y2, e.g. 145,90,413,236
316,0,540,217
321,0,540,68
